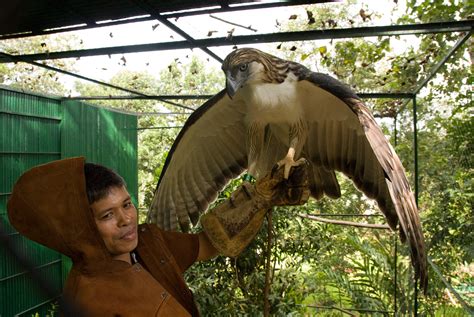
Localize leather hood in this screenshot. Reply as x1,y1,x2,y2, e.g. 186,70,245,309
7,157,112,270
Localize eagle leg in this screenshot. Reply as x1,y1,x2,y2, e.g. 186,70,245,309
247,122,265,178
277,121,308,179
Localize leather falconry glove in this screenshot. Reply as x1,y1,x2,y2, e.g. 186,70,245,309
201,162,310,257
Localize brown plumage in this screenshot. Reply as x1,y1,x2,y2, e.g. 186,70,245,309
148,47,427,292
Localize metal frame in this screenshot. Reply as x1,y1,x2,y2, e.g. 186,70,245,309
1,3,473,315
1,20,471,64
0,1,334,40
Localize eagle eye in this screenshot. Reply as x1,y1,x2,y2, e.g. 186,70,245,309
238,64,248,72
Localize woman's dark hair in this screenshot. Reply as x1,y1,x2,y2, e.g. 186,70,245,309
84,163,126,204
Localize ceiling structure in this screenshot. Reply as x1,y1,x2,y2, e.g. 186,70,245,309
0,0,335,40
0,1,472,104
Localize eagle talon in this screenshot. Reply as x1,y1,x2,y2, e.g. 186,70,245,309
295,157,308,166
276,157,307,179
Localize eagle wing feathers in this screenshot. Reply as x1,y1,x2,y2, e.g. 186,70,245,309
297,74,426,289
148,91,248,230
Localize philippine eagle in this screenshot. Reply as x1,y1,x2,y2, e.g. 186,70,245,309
147,48,427,291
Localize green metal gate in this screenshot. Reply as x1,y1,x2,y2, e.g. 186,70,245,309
0,86,138,316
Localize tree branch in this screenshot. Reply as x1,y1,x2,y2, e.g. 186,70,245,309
264,209,273,317
306,305,357,316
298,213,391,230
210,15,257,32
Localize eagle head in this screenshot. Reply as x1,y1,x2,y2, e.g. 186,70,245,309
222,48,282,98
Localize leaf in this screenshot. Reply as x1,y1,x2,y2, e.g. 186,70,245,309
319,46,327,55
306,10,315,25
226,28,235,40
327,19,337,28
289,14,298,20
359,8,372,22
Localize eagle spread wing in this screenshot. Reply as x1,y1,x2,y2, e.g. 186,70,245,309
147,48,427,291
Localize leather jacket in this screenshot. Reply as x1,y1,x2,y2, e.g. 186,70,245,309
8,157,200,316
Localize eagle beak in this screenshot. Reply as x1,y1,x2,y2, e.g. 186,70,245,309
225,76,241,99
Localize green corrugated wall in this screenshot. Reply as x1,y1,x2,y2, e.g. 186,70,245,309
0,87,138,316
61,100,138,205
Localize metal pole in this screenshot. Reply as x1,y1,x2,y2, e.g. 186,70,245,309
393,115,398,316
412,96,419,205
414,280,419,317
394,235,398,316
394,115,398,148
412,96,419,316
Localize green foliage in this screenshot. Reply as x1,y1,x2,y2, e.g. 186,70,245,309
402,0,472,22
158,57,224,95
188,199,418,315
0,34,81,95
